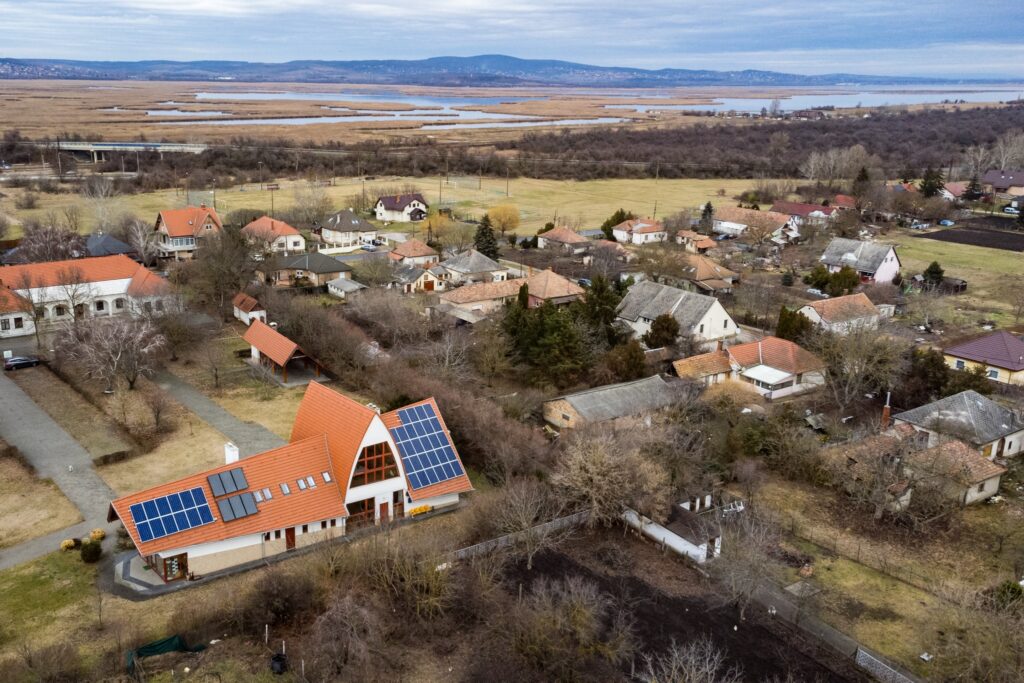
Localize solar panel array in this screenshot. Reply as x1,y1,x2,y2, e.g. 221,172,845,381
389,403,463,490
217,492,258,522
207,468,248,497
129,487,214,543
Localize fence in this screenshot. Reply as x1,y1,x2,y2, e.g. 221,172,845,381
856,647,920,683
450,510,591,561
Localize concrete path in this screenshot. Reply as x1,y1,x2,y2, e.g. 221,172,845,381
152,371,285,456
0,371,118,570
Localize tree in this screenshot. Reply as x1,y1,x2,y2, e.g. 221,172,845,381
123,218,161,267
56,317,166,391
699,202,714,233
441,221,476,254
17,222,85,263
642,313,679,349
825,266,860,297
851,165,872,202
775,306,813,343
350,257,395,287
637,636,743,683
497,478,568,570
488,204,520,238
473,213,500,260
741,210,781,247
579,275,622,345
711,511,780,621
600,340,646,382
185,226,254,316
964,175,983,201
923,261,945,288
292,182,334,227
599,208,635,241
808,327,908,415
919,167,945,198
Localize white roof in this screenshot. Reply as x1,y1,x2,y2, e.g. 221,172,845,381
740,365,791,385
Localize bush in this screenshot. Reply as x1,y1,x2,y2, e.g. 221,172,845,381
781,271,794,287
90,528,106,542
60,539,76,552
80,540,103,563
993,580,1024,611
234,566,319,631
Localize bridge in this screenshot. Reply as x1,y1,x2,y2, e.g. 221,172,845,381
31,141,208,162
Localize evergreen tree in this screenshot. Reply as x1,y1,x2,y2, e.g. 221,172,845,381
775,306,813,343
964,175,983,200
923,261,944,287
803,264,832,289
525,302,590,387
919,167,945,198
852,166,871,202
825,265,860,297
474,213,500,260
602,340,647,382
642,313,680,349
580,275,623,345
699,202,714,233
599,208,636,241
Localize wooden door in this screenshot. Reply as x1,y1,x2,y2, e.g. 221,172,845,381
379,502,389,523
163,553,188,581
285,527,296,550
424,280,435,292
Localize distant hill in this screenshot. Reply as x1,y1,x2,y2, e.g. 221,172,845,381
0,55,1013,87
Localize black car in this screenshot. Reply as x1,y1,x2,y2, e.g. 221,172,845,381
4,356,41,371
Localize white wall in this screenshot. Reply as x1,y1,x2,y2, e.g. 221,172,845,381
693,300,739,346
963,475,1002,505
796,305,879,335
622,509,720,564
344,415,407,522
873,249,900,284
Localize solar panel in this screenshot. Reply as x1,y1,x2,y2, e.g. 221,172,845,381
207,468,248,497
389,403,464,490
217,492,259,523
129,487,214,543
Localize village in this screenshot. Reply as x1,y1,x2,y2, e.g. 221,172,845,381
2,123,1024,681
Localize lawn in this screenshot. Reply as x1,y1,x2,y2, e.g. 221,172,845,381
0,551,96,650
0,455,80,549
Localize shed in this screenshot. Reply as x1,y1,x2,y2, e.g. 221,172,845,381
542,375,679,429
242,320,322,383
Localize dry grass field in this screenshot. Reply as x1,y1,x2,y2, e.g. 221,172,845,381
0,456,80,549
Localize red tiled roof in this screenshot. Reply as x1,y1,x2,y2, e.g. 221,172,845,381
541,226,589,244
0,286,30,314
232,292,263,313
770,201,837,218
945,331,1024,372
243,320,301,367
0,254,143,289
614,218,664,235
713,206,790,231
127,267,171,297
673,350,733,378
727,336,823,375
833,195,857,209
913,439,1007,485
439,278,523,304
800,293,878,324
242,216,300,238
157,205,223,238
526,269,584,300
391,238,438,259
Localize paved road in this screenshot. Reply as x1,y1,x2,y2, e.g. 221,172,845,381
0,371,118,570
152,371,285,456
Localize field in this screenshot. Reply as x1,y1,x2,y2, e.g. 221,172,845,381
914,225,1024,252
0,455,80,549
1,174,763,235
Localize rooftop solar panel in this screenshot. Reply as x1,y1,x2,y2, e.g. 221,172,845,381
207,468,249,498
129,486,214,543
389,403,464,491
217,492,259,523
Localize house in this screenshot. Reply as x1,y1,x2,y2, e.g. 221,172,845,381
675,336,824,398
591,240,633,263
674,254,739,295
389,238,439,267
943,330,1024,385
893,390,1024,458
390,263,446,294
436,279,522,318
711,207,795,245
522,269,584,307
676,230,716,254
107,381,473,582
374,194,428,222
318,209,378,248
242,216,306,255
833,195,858,210
940,182,969,202
819,238,900,284
542,375,680,429
623,497,721,564
326,278,366,300
257,252,352,289
243,319,323,384
438,249,507,284
615,281,738,349
909,439,1006,506
86,232,137,260
0,255,172,339
769,201,838,229
231,292,266,326
538,226,591,254
154,204,222,260
611,218,668,245
796,293,880,334
982,169,1024,195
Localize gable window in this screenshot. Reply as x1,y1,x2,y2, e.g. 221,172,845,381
987,369,999,379
351,442,399,487
699,324,704,334
723,319,729,328
955,360,965,370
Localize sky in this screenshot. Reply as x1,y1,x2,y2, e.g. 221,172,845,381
2,0,1023,78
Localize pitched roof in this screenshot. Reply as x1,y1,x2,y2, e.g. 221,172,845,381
982,169,1024,189
672,350,733,378
439,278,523,304
819,238,895,274
680,254,737,283
391,238,438,260
713,206,790,231
800,292,878,323
943,182,969,198
526,269,584,300
770,201,837,218
232,292,263,313
243,320,301,367
440,249,504,274
157,205,222,238
324,209,377,233
0,286,30,314
377,193,427,211
268,252,352,275
613,218,665,235
911,439,1007,486
893,390,1024,446
541,226,589,245
727,337,823,375
616,281,718,330
109,435,340,556
0,254,143,290
945,331,1024,371
392,263,427,285
327,278,366,293
127,267,171,297
677,230,717,250
85,232,135,258
242,216,300,238
554,376,680,423
833,195,857,209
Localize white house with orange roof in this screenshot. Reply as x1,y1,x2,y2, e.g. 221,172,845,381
0,255,172,338
154,204,223,260
389,238,439,267
241,215,306,255
611,218,668,245
108,381,473,582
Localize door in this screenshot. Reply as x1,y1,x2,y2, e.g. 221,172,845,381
163,553,188,581
424,280,435,292
285,527,296,550
379,502,389,523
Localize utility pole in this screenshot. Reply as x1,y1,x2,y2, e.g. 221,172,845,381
652,200,658,220
438,175,443,206
258,161,264,190
55,139,62,179
506,168,510,197
120,155,125,175
270,188,275,217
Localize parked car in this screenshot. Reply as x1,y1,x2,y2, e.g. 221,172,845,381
577,278,592,288
910,221,931,230
4,356,41,371
1004,206,1020,215
362,245,377,252
806,288,829,298
938,219,955,227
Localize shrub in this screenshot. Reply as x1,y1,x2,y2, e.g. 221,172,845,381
234,566,319,632
60,539,76,552
90,528,106,542
993,580,1024,611
80,540,103,563
781,271,794,287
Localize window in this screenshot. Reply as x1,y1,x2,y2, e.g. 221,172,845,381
699,324,704,334
262,487,272,500
155,301,164,312
35,307,45,319
987,369,999,379
329,518,337,528
144,301,153,313
321,521,327,530
95,300,105,312
264,532,271,541
306,475,316,489
322,471,332,483
297,478,307,490
274,529,281,540
301,524,308,534
350,442,399,487
13,317,24,328
723,319,729,328
977,483,986,493
254,490,264,502
955,360,965,370
346,498,375,526
561,413,571,422
114,298,125,310
0,319,8,331
280,482,291,495
55,305,67,317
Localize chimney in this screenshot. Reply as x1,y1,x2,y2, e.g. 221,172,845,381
224,442,239,464
881,391,891,429
199,202,207,209
716,340,724,352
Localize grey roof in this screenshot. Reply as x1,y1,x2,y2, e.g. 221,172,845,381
440,249,503,275
819,238,894,274
323,209,377,233
392,263,426,285
893,390,1024,446
86,232,135,258
616,281,717,331
271,252,352,274
982,169,1024,189
327,278,366,293
556,375,679,423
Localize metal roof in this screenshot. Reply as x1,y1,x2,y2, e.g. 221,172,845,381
616,281,717,330
555,375,679,423
893,390,1024,446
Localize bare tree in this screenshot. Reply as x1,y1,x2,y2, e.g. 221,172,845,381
419,328,471,380
17,222,85,263
961,145,992,180
497,478,568,570
11,271,46,348
441,221,475,254
350,256,395,287
124,218,161,266
711,510,780,621
185,227,254,316
636,635,743,683
992,130,1024,171
145,390,172,431
489,204,520,239
309,593,383,679
57,267,94,325
807,326,908,415
292,182,334,227
56,318,166,391
61,205,83,234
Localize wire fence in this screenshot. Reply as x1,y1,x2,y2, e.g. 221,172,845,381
450,510,591,561
856,647,920,683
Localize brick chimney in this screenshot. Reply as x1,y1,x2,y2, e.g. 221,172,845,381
881,391,891,429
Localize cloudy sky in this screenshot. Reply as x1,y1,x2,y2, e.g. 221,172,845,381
2,0,1022,78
